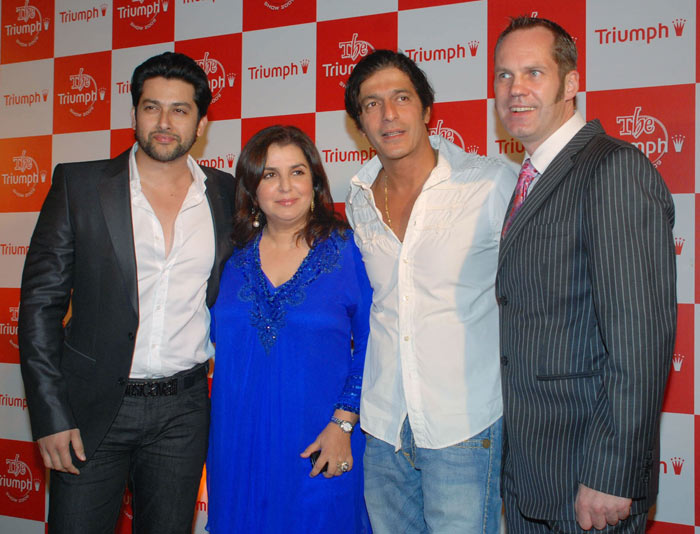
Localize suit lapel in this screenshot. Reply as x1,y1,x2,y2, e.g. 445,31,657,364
498,120,605,268
203,168,232,307
98,150,138,314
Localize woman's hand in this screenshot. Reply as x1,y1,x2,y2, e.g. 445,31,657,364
300,411,357,478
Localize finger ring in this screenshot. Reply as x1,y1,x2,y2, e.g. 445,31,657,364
337,461,350,473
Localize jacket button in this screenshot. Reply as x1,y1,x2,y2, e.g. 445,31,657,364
501,356,508,366
128,332,135,340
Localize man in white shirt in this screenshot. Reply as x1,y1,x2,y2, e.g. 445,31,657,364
19,52,235,533
344,49,516,533
493,17,676,534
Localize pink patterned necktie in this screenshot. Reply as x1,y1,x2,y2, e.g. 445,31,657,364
502,158,538,238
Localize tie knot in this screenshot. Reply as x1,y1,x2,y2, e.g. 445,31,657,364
520,158,537,181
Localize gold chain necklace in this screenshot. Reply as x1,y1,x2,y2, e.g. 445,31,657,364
382,169,392,229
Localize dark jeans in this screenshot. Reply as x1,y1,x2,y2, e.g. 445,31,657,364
48,369,210,534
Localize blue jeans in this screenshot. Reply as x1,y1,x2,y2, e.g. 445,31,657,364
363,417,502,534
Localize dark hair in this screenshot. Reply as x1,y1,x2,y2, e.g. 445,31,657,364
131,52,212,119
495,16,577,85
232,125,348,248
344,49,434,131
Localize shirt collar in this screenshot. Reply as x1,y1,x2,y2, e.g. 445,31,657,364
348,135,452,203
526,111,586,174
129,143,208,199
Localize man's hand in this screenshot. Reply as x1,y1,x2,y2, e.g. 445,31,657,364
37,428,86,475
575,483,632,530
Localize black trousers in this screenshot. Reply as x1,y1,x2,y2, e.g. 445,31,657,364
48,367,210,534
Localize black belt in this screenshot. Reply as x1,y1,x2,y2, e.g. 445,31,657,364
124,362,208,397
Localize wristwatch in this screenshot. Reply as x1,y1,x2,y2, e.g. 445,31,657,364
331,416,355,433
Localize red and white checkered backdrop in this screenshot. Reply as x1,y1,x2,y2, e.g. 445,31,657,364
0,0,696,532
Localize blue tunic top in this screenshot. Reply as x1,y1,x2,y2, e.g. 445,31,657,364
207,229,372,533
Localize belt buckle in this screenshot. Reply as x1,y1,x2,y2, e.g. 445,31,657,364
144,382,160,397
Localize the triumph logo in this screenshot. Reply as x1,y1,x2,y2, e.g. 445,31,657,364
2,454,40,503
671,457,684,475
468,41,479,57
6,0,47,48
3,150,43,198
615,106,668,167
58,68,103,118
196,52,234,105
117,0,163,30
671,134,685,153
429,120,465,151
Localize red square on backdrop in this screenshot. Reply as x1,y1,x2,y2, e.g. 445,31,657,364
662,304,694,414
241,113,315,148
242,0,315,32
647,521,694,534
487,0,586,98
1,0,54,64
0,288,20,364
112,0,174,50
176,33,242,121
54,51,111,135
429,100,487,156
111,129,135,159
0,136,52,213
587,84,695,194
0,439,46,522
316,13,398,113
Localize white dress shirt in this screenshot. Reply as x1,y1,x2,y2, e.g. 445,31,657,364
128,144,216,379
346,136,517,449
526,111,586,189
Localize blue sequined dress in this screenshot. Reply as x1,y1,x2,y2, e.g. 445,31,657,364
206,229,372,534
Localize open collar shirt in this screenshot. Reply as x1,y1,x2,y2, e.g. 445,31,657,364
128,144,216,379
346,135,517,449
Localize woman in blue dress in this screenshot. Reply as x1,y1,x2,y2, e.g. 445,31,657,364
206,125,372,533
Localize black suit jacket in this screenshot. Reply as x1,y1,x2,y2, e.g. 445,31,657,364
496,120,676,520
18,149,235,461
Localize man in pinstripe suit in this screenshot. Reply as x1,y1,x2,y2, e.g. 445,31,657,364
493,16,676,533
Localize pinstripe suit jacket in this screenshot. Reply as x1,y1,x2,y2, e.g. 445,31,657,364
496,120,676,520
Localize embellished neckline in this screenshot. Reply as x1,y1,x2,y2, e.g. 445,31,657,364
235,231,347,353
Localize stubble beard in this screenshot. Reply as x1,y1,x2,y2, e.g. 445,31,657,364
135,128,196,163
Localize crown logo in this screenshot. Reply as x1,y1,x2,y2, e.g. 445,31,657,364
466,145,479,154
671,457,684,475
672,353,685,372
226,154,235,168
101,3,108,16
299,58,310,74
672,134,685,153
227,73,236,88
672,18,686,36
674,237,685,255
468,41,479,57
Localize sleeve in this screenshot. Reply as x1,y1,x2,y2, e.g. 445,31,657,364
579,145,677,498
18,164,78,440
334,234,372,414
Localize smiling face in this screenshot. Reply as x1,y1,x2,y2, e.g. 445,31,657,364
131,76,207,163
494,26,579,155
356,66,431,163
255,143,314,232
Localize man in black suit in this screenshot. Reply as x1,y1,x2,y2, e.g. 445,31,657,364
493,17,676,533
19,52,234,533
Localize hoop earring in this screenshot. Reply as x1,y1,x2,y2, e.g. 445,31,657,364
252,208,261,228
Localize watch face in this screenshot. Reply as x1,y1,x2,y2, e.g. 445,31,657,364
340,421,353,433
